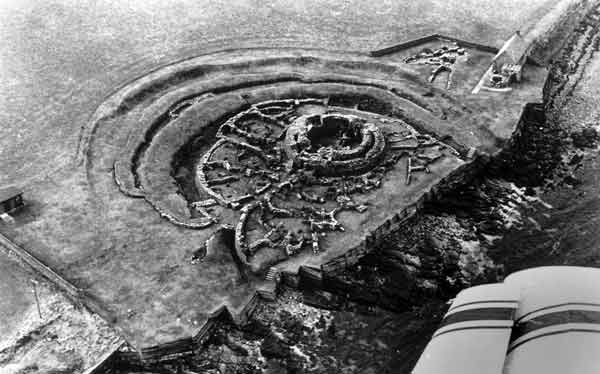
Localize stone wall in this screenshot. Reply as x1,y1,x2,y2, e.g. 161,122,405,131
370,34,499,58
108,291,272,368
318,154,486,278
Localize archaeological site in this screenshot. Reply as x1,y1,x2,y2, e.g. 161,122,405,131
3,0,600,373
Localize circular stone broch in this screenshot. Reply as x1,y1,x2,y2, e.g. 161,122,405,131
80,49,467,275
284,112,386,176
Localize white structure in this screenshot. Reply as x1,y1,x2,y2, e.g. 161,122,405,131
491,31,529,78
412,266,600,374
472,31,530,94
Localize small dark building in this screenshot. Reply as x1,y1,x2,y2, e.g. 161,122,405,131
0,187,24,214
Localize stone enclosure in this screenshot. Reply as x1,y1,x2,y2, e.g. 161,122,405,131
4,42,547,355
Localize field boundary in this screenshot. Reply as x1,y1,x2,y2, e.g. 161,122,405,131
369,34,500,57
0,232,127,374
370,33,542,66
0,232,115,323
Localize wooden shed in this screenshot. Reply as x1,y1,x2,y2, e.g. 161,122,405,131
0,187,24,214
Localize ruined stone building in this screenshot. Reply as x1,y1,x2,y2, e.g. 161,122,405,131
490,31,530,87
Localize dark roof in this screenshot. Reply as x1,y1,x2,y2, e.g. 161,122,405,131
0,187,23,203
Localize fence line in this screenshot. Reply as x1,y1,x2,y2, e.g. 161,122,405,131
370,34,500,57
0,232,114,323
